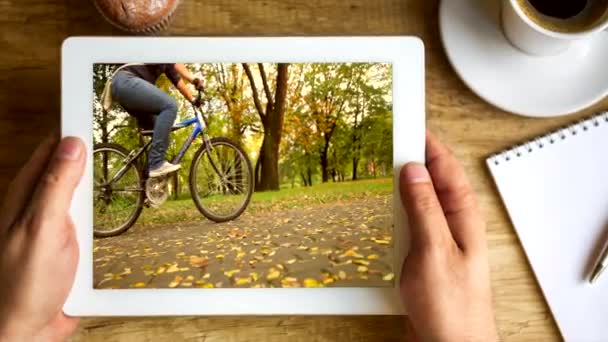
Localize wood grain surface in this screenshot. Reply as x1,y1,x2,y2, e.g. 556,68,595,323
1,0,606,340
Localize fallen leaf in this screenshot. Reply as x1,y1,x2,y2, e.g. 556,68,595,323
383,273,395,281
234,277,251,285
224,269,240,277
180,282,193,287
179,267,190,272
303,278,323,288
203,273,211,279
155,266,166,275
131,282,146,288
353,259,370,266
216,254,225,259
166,264,180,273
357,266,368,273
250,272,259,282
190,256,209,268
266,268,280,280
367,254,379,260
168,275,183,288
338,271,347,280
287,259,297,264
186,275,194,281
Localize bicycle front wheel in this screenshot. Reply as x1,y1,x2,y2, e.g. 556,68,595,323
93,143,144,237
189,137,254,222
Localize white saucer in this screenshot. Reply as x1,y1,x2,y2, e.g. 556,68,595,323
439,0,608,117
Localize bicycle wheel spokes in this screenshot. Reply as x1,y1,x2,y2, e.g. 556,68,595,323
93,146,143,236
192,139,253,221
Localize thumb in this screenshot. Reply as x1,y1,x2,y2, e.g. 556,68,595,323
399,163,454,251
26,137,86,227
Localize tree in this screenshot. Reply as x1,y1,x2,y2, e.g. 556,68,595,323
243,63,289,191
303,64,353,183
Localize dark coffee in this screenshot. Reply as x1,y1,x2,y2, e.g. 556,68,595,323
528,0,587,19
515,0,608,33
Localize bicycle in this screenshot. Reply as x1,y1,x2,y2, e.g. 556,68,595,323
93,90,254,238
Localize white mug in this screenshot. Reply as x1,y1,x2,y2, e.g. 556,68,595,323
502,0,608,56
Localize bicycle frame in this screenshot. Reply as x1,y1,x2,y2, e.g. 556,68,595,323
104,99,220,187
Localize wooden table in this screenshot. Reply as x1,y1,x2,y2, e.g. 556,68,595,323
1,0,606,340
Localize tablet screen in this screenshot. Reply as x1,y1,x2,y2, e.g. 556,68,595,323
92,62,394,289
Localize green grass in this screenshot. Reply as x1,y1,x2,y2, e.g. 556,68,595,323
136,177,393,227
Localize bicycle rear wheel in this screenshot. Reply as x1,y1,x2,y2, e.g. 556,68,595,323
189,137,253,222
93,143,144,237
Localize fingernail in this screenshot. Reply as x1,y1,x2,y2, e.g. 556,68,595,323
402,163,431,184
57,137,82,161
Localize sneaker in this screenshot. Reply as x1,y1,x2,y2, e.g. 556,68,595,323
149,161,181,178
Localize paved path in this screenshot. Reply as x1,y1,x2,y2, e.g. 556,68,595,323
93,195,394,289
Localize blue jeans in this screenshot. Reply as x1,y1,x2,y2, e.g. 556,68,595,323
111,71,178,171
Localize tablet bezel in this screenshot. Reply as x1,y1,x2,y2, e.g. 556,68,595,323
62,36,425,316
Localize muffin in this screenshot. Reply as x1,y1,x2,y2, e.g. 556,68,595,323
93,0,181,34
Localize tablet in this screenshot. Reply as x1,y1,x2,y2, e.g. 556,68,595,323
61,37,425,316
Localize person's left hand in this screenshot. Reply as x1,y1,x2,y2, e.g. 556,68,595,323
0,133,85,342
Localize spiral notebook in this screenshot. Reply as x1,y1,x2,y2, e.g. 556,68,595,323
487,111,608,341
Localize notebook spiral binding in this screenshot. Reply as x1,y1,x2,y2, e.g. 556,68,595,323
488,111,608,166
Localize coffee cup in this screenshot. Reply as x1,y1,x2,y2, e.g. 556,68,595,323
502,0,608,56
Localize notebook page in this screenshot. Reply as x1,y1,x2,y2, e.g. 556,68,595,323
487,113,608,341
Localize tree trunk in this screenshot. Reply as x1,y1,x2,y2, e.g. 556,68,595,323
307,166,312,187
352,157,359,181
243,63,289,192
320,132,332,183
172,173,179,200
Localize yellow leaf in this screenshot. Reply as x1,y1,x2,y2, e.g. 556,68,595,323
303,278,323,288
281,277,300,288
367,254,379,260
338,271,347,280
168,275,183,288
180,282,193,287
341,249,364,258
131,282,146,288
203,273,211,279
276,264,285,270
176,252,186,257
186,275,194,281
166,264,180,273
236,252,246,258
155,266,166,275
250,249,257,254
250,272,259,282
143,270,155,276
322,277,335,285
357,266,368,273
383,273,395,281
353,259,370,266
266,268,280,280
216,254,225,259
224,269,240,277
373,239,390,245
179,267,190,271
287,259,297,264
235,277,251,285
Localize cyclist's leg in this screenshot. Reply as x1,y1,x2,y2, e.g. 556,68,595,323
112,71,178,171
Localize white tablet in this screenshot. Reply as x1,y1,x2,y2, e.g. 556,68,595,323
61,37,425,316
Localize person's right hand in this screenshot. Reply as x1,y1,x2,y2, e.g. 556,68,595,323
192,78,204,91
399,132,499,342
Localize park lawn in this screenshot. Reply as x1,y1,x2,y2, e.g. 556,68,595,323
136,177,393,227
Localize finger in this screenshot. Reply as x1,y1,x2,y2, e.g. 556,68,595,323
399,163,455,252
425,131,485,253
25,137,85,227
0,131,59,233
